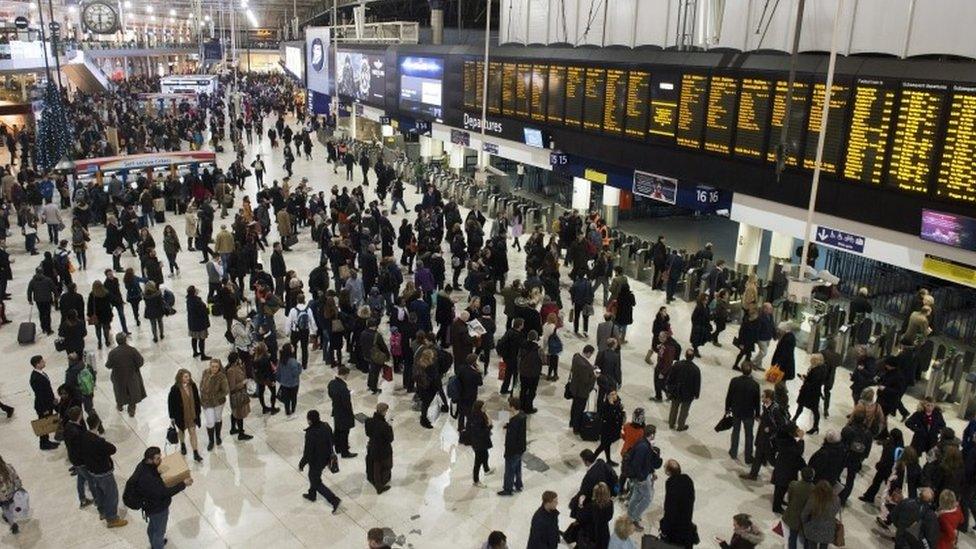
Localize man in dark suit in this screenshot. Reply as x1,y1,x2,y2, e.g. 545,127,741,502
498,397,527,496
298,409,342,513
724,362,761,463
666,349,701,431
327,367,357,458
456,353,483,433
527,491,560,549
29,355,59,450
496,318,525,395
571,449,618,518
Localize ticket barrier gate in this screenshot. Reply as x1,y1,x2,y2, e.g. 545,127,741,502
957,370,976,419
616,242,633,274
629,246,650,279
475,187,491,210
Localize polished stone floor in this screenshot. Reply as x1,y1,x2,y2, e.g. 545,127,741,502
0,114,967,549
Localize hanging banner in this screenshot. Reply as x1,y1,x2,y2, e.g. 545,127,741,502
305,27,331,94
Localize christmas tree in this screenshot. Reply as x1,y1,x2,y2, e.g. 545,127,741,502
35,81,72,171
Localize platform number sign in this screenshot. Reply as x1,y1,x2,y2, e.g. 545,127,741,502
550,152,568,166
696,188,721,205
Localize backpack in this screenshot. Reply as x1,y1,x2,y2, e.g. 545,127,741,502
847,426,872,459
77,366,95,396
162,289,176,313
548,333,563,355
122,467,146,511
295,309,310,333
446,375,460,402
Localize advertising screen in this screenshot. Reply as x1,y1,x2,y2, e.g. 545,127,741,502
284,46,303,80
524,128,544,148
336,50,387,105
305,27,331,95
920,209,976,252
399,56,444,120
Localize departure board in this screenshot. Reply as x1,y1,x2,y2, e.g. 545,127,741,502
473,62,485,111
844,81,896,185
583,68,606,131
564,66,585,127
734,78,772,159
515,64,532,118
649,73,680,140
501,62,517,116
888,82,946,193
463,61,477,109
487,61,502,115
766,80,809,166
803,83,850,173
676,74,708,148
547,65,566,124
703,76,738,154
603,68,627,135
530,65,547,121
625,70,650,139
937,86,976,202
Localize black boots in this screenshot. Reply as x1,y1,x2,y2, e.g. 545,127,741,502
180,442,187,455
199,340,211,361
207,428,215,451
229,421,239,435
215,422,223,446
237,419,253,441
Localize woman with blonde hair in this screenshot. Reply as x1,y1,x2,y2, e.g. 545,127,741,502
936,489,963,549
200,358,229,451
608,516,636,549
167,368,204,462
578,481,614,548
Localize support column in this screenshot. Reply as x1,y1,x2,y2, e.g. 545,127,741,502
602,185,620,228
572,177,591,212
430,0,445,45
449,144,465,170
767,231,795,283
419,135,433,160
734,223,762,275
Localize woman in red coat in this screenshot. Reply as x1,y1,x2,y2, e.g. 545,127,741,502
936,489,963,549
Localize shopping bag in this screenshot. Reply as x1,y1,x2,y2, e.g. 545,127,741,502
31,414,60,437
765,365,784,384
158,453,191,488
426,401,441,424
795,408,815,432
497,360,507,381
2,489,30,523
382,365,393,382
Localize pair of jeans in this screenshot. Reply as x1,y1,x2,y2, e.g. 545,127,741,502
279,385,299,415
75,250,87,270
147,508,169,549
730,416,755,461
753,340,770,368
90,470,120,520
75,465,94,504
114,303,129,332
627,477,654,523
503,455,523,492
47,223,59,243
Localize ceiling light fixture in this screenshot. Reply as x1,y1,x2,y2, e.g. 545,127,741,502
146,5,154,13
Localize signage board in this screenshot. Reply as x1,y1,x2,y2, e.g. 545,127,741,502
483,142,499,154
305,27,331,94
450,129,470,147
815,225,866,254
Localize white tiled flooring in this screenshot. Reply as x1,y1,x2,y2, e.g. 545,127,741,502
0,115,968,549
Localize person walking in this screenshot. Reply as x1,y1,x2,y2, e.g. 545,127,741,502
772,427,807,514
715,513,764,549
689,293,711,358
29,355,59,450
327,367,357,458
365,403,394,494
225,353,253,441
593,390,625,465
276,343,302,416
577,481,615,549
86,280,114,347
298,409,342,514
186,286,211,359
799,480,841,549
568,345,597,435
518,331,543,414
27,267,56,335
498,396,526,496
905,397,947,456
666,349,700,431
104,333,146,417
527,491,560,549
129,447,192,549
781,467,815,549
142,282,166,343
627,425,662,531
467,400,493,487
659,460,697,548
741,389,788,480
199,358,229,452
793,353,828,435
724,362,760,463
72,406,127,528
167,368,204,463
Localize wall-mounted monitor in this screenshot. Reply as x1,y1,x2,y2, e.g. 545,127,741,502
399,56,443,120
920,209,976,251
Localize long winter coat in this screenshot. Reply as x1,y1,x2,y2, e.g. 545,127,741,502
104,343,146,406
225,362,250,419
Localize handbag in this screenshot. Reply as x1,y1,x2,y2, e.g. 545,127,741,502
328,455,340,474
166,422,179,445
382,365,393,382
583,304,594,317
833,513,845,546
765,364,785,384
2,489,30,523
370,332,389,364
245,379,258,394
714,414,735,432
54,337,66,351
562,521,580,544
644,348,654,365
497,360,507,381
563,381,573,400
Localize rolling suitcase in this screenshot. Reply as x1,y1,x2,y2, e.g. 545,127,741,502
580,411,601,442
18,306,36,345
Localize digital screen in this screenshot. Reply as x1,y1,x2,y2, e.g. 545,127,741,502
583,68,606,131
547,65,566,124
516,64,532,118
565,66,585,127
888,82,946,193
734,78,772,159
649,73,680,140
844,80,896,185
803,83,850,173
704,75,738,154
937,86,976,203
676,73,708,148
463,60,477,109
284,46,303,80
524,128,545,148
530,65,547,121
921,209,976,251
603,68,627,136
767,80,809,166
336,50,386,105
625,70,650,139
487,61,502,114
398,56,443,119
501,62,517,115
